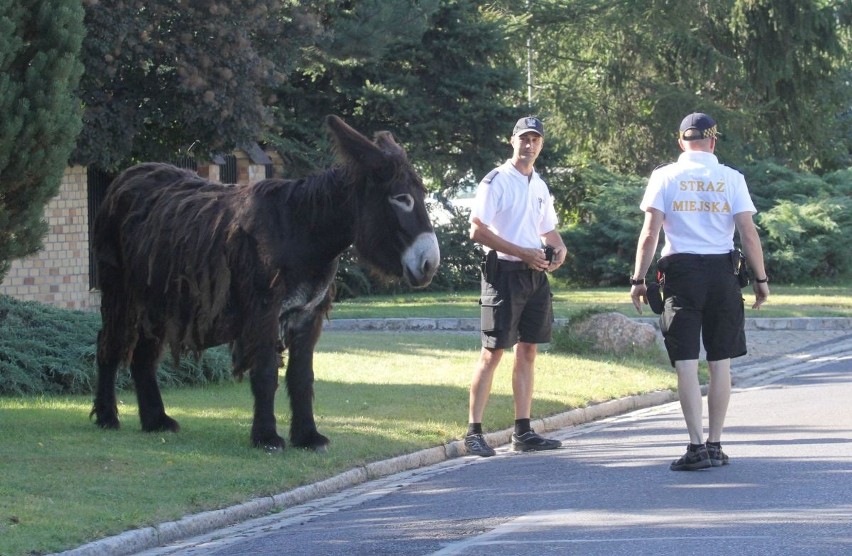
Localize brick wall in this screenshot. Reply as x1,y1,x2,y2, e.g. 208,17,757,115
0,166,100,311
1,149,282,312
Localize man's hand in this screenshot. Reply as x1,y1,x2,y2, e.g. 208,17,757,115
752,282,769,309
630,284,648,314
521,247,550,271
547,247,567,272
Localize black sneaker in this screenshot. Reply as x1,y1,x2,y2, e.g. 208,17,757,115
464,433,496,457
670,444,712,471
706,442,730,467
511,430,562,452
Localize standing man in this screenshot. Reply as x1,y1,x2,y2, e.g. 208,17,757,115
630,112,770,471
464,116,568,457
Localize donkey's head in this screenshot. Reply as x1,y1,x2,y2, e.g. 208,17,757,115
326,115,439,287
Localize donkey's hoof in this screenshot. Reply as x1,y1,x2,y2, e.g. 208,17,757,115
142,414,181,433
252,434,286,452
95,416,120,430
292,432,330,452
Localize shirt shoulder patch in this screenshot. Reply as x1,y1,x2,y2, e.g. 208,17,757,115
480,168,500,186
720,163,744,177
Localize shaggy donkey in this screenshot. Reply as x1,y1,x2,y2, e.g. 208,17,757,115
91,115,440,451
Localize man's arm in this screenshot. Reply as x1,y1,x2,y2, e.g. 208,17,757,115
630,208,664,314
470,217,551,271
734,211,769,309
541,229,567,271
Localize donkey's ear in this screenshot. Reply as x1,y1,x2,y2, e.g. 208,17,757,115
325,115,401,170
373,131,405,157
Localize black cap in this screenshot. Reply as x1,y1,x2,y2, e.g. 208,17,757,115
679,112,718,141
512,117,544,137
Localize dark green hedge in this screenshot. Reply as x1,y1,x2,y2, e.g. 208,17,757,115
0,295,232,396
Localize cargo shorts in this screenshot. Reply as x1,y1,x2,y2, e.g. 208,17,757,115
658,253,747,366
479,260,554,350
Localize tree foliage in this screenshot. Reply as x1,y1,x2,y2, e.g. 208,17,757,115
521,0,851,176
73,0,321,170
7,0,849,289
265,0,526,189
0,0,84,283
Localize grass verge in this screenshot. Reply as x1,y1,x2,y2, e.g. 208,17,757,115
0,330,675,555
330,284,852,319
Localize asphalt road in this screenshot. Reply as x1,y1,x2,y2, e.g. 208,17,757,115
133,352,852,556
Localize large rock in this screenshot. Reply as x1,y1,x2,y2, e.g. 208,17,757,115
568,312,658,354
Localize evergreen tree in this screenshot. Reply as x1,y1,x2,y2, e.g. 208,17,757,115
519,0,850,176
265,0,526,190
73,0,321,170
729,0,850,169
0,0,84,283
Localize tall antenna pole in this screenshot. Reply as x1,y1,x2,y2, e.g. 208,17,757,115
526,0,533,108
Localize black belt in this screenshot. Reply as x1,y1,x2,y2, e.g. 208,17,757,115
658,252,733,273
662,253,729,263
497,259,529,271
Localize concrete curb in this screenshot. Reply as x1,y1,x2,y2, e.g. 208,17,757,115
59,317,852,556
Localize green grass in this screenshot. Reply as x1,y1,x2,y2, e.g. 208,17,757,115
0,331,675,555
330,284,852,319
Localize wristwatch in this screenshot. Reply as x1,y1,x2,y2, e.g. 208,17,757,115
754,276,769,283
629,277,645,286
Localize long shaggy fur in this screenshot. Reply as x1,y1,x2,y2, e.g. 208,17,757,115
91,116,439,450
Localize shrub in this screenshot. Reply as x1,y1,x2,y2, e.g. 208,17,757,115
757,197,852,281
743,161,852,282
557,163,648,286
0,295,232,396
424,206,483,292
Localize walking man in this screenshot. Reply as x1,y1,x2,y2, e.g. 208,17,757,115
630,112,770,470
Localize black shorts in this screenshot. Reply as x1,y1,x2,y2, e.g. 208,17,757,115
479,260,554,349
658,253,746,366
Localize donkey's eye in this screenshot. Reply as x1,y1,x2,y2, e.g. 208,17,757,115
389,194,414,212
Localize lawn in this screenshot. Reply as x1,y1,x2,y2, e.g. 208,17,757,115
329,284,852,319
0,330,674,556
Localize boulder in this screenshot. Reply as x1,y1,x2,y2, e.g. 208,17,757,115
568,312,658,355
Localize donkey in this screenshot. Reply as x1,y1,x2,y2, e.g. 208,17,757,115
91,115,440,451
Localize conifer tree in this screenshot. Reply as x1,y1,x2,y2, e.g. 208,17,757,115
0,0,84,283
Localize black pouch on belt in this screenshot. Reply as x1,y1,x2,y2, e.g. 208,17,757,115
731,249,750,288
646,264,665,315
646,281,664,314
482,249,498,283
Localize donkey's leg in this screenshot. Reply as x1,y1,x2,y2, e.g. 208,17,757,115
249,342,286,450
131,334,180,432
92,329,122,429
286,312,330,451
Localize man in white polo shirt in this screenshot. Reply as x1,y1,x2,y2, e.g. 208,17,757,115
463,116,568,457
630,112,769,471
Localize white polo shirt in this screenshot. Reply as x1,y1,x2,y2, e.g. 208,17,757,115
640,151,756,257
470,160,558,261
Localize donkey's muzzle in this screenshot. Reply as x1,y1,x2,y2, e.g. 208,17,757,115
403,232,440,287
